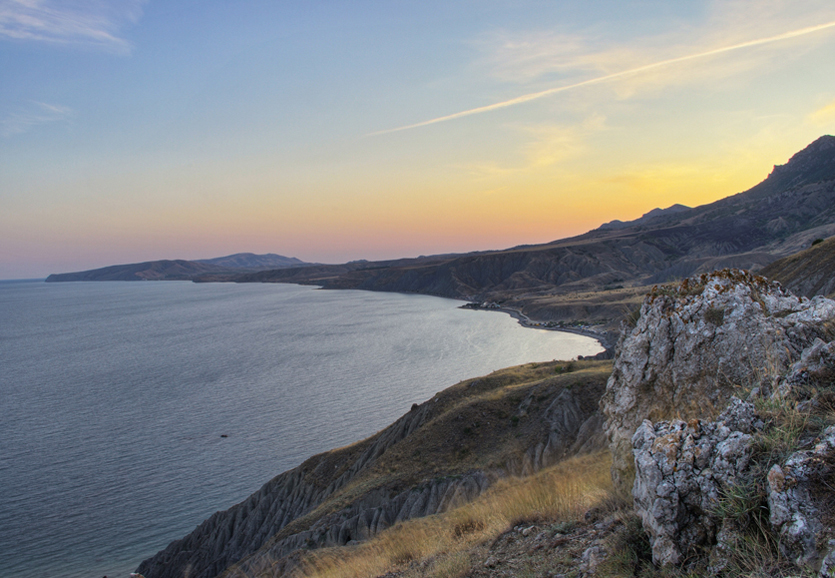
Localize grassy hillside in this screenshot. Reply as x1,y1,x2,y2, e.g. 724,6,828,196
273,451,616,578
139,360,614,578
760,236,835,298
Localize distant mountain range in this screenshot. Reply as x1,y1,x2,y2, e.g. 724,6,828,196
597,203,691,231
238,136,835,300
47,136,835,312
45,253,307,282
195,253,306,269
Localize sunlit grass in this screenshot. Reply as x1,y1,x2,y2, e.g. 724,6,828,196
279,451,613,578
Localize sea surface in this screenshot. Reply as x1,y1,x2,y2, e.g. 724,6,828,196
0,280,602,578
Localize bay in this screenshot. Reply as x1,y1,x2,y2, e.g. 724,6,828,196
0,280,602,578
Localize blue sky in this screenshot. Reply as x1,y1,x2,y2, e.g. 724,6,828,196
2,0,835,279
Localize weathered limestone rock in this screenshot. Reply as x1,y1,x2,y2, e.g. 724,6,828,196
631,398,761,567
602,269,835,493
776,338,835,402
767,426,835,571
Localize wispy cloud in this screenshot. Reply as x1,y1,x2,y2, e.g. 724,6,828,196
1,101,73,137
457,114,606,178
808,99,835,126
367,0,835,136
0,0,146,51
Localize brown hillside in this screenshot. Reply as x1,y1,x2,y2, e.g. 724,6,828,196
760,236,835,298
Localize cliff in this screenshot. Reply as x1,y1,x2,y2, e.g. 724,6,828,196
137,359,612,578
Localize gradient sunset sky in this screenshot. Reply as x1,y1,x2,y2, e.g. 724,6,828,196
3,1,835,279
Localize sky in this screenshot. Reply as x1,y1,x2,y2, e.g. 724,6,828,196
2,0,835,279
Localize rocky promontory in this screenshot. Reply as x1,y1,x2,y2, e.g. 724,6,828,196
602,269,835,494
601,269,835,575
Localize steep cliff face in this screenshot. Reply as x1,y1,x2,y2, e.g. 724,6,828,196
137,360,613,578
601,269,835,494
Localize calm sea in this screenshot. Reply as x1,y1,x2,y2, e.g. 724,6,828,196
0,280,602,578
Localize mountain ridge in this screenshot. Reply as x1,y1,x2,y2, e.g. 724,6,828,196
45,253,308,282
237,135,835,310
44,136,835,333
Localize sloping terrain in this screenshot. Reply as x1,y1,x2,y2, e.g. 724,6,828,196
760,235,835,298
239,136,835,316
136,359,612,578
44,259,229,282
45,253,308,282
195,253,307,269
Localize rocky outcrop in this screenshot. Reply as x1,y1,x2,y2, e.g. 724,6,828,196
602,269,835,493
768,426,835,570
618,270,835,574
633,403,835,576
631,398,761,567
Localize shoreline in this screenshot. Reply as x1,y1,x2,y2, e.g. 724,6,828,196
459,302,615,354
38,275,617,353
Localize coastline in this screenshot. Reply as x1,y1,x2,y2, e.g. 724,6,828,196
459,302,616,354
250,277,619,352
6,280,599,578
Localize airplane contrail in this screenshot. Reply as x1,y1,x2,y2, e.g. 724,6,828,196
368,19,835,136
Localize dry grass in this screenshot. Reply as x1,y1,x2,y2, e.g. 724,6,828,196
219,359,614,578
272,451,614,578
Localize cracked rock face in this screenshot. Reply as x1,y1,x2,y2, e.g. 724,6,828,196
602,269,835,493
631,398,760,567
768,426,835,571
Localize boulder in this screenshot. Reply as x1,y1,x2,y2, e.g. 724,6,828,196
602,269,835,493
631,398,761,567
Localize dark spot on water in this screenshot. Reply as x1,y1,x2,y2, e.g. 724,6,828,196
220,434,228,438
